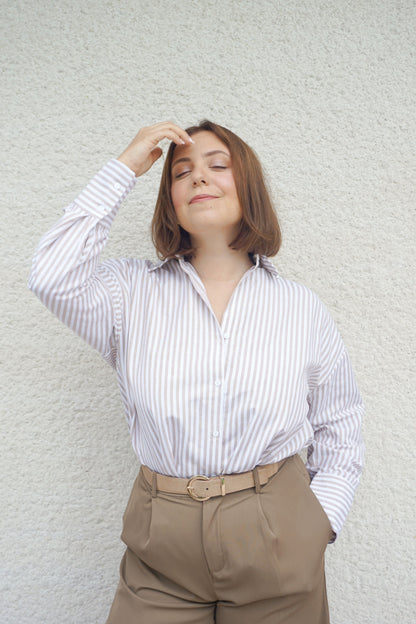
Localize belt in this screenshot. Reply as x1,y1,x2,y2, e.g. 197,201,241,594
141,458,287,501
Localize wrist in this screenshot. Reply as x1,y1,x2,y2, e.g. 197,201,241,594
116,154,139,176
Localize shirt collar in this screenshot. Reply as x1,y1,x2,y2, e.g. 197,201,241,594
147,257,172,272
148,254,279,278
251,254,280,277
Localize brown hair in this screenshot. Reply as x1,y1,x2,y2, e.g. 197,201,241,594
151,120,281,259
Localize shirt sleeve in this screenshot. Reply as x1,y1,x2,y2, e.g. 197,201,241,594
306,300,365,541
28,159,137,367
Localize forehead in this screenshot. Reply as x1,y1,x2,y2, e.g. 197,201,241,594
172,131,230,166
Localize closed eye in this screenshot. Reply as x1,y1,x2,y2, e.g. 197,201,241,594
174,165,226,179
174,170,191,179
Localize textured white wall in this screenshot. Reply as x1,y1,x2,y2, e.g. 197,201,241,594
2,1,415,622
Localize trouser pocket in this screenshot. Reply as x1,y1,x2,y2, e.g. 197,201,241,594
292,454,332,536
121,469,153,558
257,455,332,594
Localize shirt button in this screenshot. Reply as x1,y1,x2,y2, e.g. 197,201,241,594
223,332,230,339
114,182,123,192
213,431,220,437
98,204,110,213
215,380,222,387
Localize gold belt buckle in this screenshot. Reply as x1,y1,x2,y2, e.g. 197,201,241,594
187,475,210,501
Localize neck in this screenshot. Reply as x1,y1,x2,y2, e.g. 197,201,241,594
190,238,253,281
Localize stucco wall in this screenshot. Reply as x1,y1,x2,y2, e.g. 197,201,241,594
1,1,415,622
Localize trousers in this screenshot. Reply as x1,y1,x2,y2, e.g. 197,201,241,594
106,454,332,624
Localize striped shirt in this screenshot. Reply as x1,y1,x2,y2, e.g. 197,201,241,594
29,159,365,538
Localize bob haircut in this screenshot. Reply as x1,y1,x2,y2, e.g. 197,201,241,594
152,120,281,259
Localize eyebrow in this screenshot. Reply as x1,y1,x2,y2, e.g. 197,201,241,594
171,149,230,168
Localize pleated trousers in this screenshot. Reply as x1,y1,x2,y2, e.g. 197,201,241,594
106,454,332,624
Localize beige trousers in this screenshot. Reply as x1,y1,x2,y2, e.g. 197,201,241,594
106,454,332,624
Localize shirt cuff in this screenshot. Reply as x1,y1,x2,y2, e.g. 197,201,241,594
68,158,137,227
309,471,357,540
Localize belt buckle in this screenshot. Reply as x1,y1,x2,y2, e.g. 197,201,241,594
187,475,210,501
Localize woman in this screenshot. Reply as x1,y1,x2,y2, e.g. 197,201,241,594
29,120,365,624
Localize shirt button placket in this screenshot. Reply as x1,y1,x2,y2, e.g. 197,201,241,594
213,328,226,455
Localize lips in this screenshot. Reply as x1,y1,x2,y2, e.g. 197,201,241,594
189,194,218,204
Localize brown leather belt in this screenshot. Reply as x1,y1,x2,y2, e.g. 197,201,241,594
141,458,287,501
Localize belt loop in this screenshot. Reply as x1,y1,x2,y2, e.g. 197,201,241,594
253,466,261,493
151,471,157,498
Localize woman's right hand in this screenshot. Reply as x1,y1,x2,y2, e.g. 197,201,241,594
117,121,194,177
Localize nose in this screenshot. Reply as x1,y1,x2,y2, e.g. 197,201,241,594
191,167,207,186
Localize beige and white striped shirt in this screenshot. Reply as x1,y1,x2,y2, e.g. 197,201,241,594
29,159,365,538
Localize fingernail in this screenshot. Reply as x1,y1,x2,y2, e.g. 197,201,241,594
188,137,195,143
